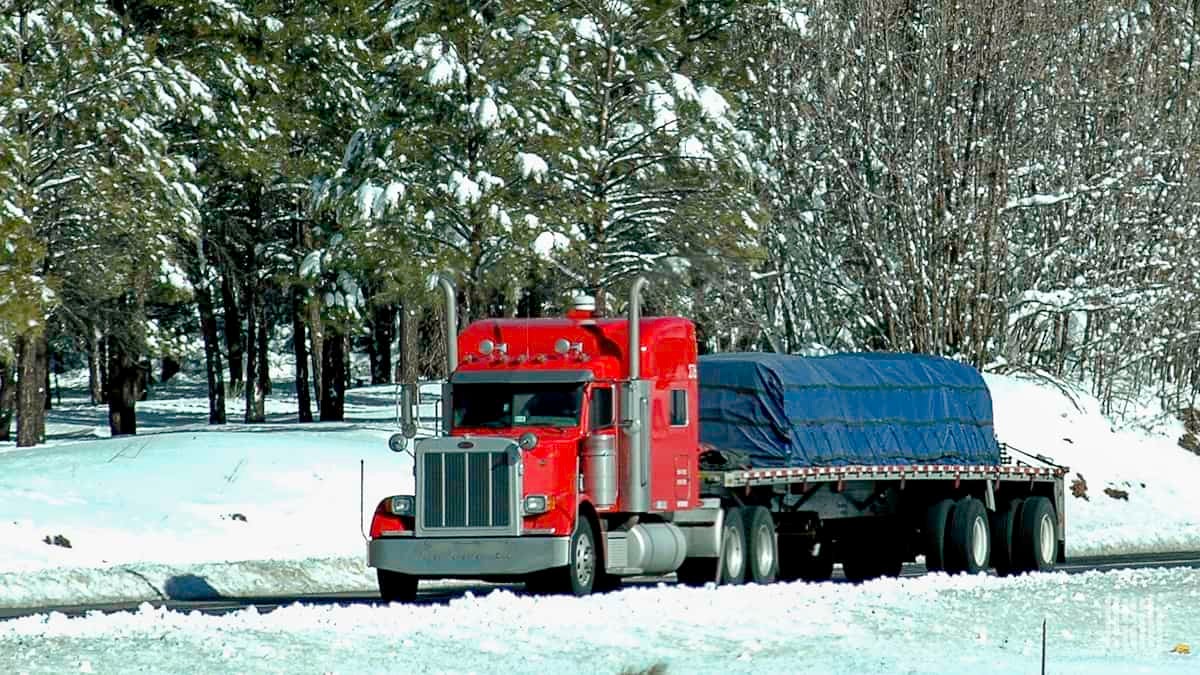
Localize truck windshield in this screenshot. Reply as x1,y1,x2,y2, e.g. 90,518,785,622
452,383,583,429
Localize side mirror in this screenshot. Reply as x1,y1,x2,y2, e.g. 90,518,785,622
388,433,408,453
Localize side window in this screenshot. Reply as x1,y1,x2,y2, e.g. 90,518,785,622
670,389,688,426
590,387,614,430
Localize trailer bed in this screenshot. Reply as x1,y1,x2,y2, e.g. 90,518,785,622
704,462,1065,489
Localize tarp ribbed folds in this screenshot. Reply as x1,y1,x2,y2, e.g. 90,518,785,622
698,353,1001,467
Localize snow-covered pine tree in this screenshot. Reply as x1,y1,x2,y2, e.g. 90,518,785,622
329,0,551,332
528,0,762,317
0,0,204,444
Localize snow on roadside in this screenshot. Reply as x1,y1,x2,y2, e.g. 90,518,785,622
2,370,1200,610
3,568,1199,674
985,373,1200,556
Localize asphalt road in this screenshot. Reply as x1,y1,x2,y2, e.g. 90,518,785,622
3,551,1199,622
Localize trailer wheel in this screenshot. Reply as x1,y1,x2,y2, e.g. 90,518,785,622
377,569,418,603
718,505,748,585
1013,496,1057,574
923,498,955,572
945,497,990,574
743,506,778,584
778,538,833,582
989,498,1023,576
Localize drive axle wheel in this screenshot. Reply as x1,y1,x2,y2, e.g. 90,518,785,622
377,569,418,603
718,505,748,585
744,506,778,584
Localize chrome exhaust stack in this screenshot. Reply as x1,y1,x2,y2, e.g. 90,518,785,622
620,277,652,512
434,274,457,434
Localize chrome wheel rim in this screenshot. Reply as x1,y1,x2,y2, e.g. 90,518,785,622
971,515,988,567
575,532,594,588
1038,513,1055,565
754,524,774,574
724,524,744,578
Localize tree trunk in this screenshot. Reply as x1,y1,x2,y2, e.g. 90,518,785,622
319,329,345,422
221,269,244,394
43,353,52,410
309,301,323,409
106,335,140,437
87,328,104,405
292,284,313,423
369,302,396,385
243,280,265,423
0,357,15,441
197,280,227,424
256,302,271,405
16,334,47,447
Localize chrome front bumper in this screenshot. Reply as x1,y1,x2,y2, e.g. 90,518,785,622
369,536,571,577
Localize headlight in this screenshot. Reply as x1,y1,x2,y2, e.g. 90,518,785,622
522,494,550,515
389,495,415,516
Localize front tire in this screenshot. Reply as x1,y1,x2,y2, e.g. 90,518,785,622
377,569,418,603
560,516,598,595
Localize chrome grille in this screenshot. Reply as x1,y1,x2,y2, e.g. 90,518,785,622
421,450,513,530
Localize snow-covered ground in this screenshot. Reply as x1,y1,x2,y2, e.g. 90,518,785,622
2,366,1200,672
1,366,1199,613
3,568,1198,673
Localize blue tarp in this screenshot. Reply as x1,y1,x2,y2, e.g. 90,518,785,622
698,353,1000,468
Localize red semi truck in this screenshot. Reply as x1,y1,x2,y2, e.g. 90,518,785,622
367,277,1067,601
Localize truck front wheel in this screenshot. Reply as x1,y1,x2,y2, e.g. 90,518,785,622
562,516,598,595
377,569,418,603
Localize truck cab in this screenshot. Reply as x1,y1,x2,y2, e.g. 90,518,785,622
368,281,703,600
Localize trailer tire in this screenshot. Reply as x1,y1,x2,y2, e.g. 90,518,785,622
990,498,1023,576
923,498,955,572
743,506,778,584
945,497,990,574
718,505,748,585
377,569,418,603
1013,496,1057,574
